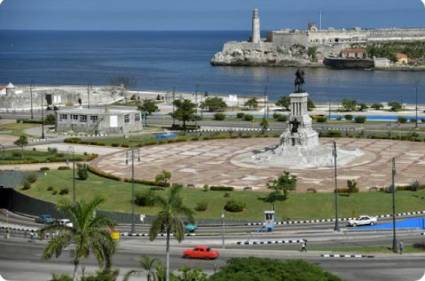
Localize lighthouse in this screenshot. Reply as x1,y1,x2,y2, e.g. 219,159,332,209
251,8,261,43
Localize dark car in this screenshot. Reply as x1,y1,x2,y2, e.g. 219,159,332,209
35,214,55,224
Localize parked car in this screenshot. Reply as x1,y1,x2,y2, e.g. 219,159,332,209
35,214,55,224
347,215,378,227
184,223,198,233
57,219,73,227
182,245,219,260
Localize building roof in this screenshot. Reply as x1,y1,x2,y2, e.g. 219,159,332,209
57,107,139,115
395,53,408,59
341,48,366,54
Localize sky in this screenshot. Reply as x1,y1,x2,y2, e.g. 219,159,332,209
0,0,424,31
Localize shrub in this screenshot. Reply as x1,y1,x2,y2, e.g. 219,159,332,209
77,164,89,180
45,114,56,125
224,192,231,198
236,112,245,119
306,188,317,193
344,114,353,121
59,188,69,195
203,185,209,192
195,201,208,212
135,190,156,207
243,114,254,122
22,181,31,190
316,116,327,123
47,186,54,191
347,179,359,193
388,101,402,112
47,147,58,154
210,186,234,192
58,166,71,170
326,130,342,137
64,137,81,144
265,191,286,202
354,116,367,123
224,199,246,212
40,167,50,172
154,170,172,187
50,274,73,281
214,113,226,121
25,174,38,184
52,190,58,195
371,103,384,110
398,116,407,124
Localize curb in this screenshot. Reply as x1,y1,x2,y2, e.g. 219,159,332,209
120,232,196,238
236,239,305,246
321,254,374,259
245,210,425,226
0,225,37,232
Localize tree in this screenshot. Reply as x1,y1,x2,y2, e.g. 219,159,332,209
45,114,56,125
200,97,227,112
371,103,384,110
267,171,297,200
307,46,318,62
123,256,159,281
138,99,159,115
77,164,89,180
155,170,172,187
260,118,269,133
172,99,197,130
341,99,357,112
358,103,368,112
244,97,258,109
40,198,116,280
275,96,290,111
307,98,316,111
14,135,28,159
149,185,194,281
388,101,403,112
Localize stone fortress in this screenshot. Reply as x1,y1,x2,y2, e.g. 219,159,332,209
211,8,425,67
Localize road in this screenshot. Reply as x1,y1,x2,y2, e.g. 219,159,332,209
0,238,424,281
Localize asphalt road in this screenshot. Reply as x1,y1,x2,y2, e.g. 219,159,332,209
0,238,424,281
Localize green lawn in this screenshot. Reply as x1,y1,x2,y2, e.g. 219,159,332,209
0,122,40,136
0,149,96,165
20,170,425,221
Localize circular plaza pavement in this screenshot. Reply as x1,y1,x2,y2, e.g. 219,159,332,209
92,138,425,192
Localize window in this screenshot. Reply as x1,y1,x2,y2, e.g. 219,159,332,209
135,113,140,122
124,114,130,123
90,115,98,122
72,114,79,120
80,115,87,122
60,114,68,120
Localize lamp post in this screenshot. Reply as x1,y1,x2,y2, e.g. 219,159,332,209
41,93,45,139
333,141,340,232
391,157,397,253
68,146,76,204
221,211,225,249
172,87,176,127
415,85,419,129
126,147,140,234
30,81,34,120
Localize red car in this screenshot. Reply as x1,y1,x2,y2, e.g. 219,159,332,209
182,245,219,260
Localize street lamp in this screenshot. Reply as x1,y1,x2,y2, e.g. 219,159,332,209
30,81,34,120
68,146,76,204
333,141,340,232
221,211,225,249
41,93,45,139
391,157,397,253
126,147,140,234
415,84,419,129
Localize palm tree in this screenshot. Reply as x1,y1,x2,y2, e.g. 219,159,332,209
149,185,194,281
40,197,116,280
123,256,159,281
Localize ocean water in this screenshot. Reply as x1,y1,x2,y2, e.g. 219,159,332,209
0,30,424,103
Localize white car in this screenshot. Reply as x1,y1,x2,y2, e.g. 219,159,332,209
347,215,378,227
57,219,73,228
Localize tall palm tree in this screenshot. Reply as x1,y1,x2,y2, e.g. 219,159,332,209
149,185,194,281
40,197,116,280
123,256,159,281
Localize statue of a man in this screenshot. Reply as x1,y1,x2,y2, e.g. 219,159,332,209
294,69,305,93
290,118,300,135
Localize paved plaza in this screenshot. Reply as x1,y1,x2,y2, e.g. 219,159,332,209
92,138,425,191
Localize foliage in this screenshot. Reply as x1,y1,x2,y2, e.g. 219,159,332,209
398,116,407,123
347,180,360,193
273,114,288,122
371,103,384,110
341,99,357,112
49,274,73,281
243,114,254,121
25,173,38,184
59,188,69,195
344,114,353,121
267,171,297,200
155,170,172,187
210,186,234,192
22,181,32,190
14,135,28,159
138,99,159,115
388,101,402,112
209,257,343,281
244,97,258,109
40,197,116,279
275,96,290,110
80,270,119,281
176,267,208,281
214,113,226,121
224,199,246,212
358,103,368,112
259,118,269,132
307,46,318,61
265,191,286,203
236,112,245,119
200,97,227,112
354,116,367,123
172,99,197,130
194,201,208,212
45,114,56,125
366,41,425,62
135,190,157,207
315,116,327,123
77,164,89,180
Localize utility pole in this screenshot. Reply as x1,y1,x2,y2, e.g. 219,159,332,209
221,211,225,249
195,84,199,128
391,157,397,253
172,87,176,127
87,83,91,109
263,85,269,120
30,81,34,120
333,141,340,231
72,148,76,204
131,148,135,234
41,93,45,139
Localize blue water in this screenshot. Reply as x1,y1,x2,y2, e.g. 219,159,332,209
358,217,425,230
330,115,425,122
0,30,425,103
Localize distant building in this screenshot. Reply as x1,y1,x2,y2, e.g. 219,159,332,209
395,53,408,64
56,107,143,135
340,48,367,59
374,57,391,68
